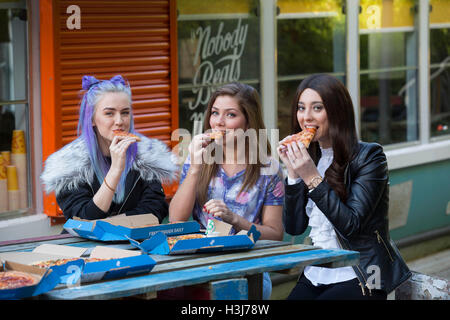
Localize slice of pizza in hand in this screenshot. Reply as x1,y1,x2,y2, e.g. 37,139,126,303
208,130,224,140
113,129,141,142
280,127,317,148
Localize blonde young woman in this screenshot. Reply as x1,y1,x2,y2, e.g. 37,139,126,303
41,75,177,222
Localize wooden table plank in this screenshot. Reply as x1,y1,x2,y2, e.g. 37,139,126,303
0,237,91,253
40,249,359,300
151,244,318,273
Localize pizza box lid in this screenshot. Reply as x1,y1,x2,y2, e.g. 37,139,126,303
63,214,201,241
0,260,60,299
128,224,261,255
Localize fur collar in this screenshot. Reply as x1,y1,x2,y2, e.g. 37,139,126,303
41,135,178,196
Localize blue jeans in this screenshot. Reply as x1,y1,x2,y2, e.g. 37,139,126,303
262,272,272,300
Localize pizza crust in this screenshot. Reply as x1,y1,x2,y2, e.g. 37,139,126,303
280,127,317,148
32,257,109,269
113,130,141,142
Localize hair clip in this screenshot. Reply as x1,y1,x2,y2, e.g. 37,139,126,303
82,75,100,90
109,75,126,86
81,75,127,91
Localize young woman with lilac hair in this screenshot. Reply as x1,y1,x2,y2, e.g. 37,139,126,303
41,75,177,221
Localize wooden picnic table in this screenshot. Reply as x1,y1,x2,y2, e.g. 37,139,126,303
0,234,360,300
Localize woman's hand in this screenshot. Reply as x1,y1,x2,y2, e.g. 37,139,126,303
204,199,238,226
109,135,136,176
188,133,211,168
277,139,320,184
277,135,298,179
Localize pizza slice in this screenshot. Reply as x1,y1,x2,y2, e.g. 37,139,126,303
0,271,39,290
112,129,141,142
32,257,109,269
208,130,224,140
166,234,206,250
32,258,80,269
280,127,317,148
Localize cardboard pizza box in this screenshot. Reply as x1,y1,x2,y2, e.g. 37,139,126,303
0,244,156,285
128,219,262,255
0,260,60,300
63,213,201,241
79,245,156,283
0,245,85,285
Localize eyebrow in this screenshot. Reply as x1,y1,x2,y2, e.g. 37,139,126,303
102,106,131,111
298,101,323,104
211,106,239,112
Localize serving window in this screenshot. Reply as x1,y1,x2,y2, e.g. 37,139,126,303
276,0,346,140
359,0,419,145
429,0,450,139
177,0,260,135
0,0,31,218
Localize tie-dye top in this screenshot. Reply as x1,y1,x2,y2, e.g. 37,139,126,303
180,156,285,235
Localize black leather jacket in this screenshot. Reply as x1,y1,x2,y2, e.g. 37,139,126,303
283,142,411,294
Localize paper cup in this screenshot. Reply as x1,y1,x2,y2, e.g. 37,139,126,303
0,156,6,180
6,166,19,211
0,179,7,212
11,153,28,208
0,163,7,211
11,130,26,154
6,166,18,191
1,151,10,165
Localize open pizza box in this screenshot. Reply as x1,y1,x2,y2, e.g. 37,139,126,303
128,219,261,255
0,244,156,285
0,260,60,300
63,213,201,241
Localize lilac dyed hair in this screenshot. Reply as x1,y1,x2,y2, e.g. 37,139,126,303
77,75,138,203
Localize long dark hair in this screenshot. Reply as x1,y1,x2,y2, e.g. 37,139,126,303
291,74,358,201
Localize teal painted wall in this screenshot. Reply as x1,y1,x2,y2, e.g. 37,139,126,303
389,159,450,240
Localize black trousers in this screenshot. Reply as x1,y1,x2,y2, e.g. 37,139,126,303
287,273,387,300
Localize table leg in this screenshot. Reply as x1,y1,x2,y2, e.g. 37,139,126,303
246,273,263,300
210,278,248,300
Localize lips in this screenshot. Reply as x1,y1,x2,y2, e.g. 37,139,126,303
304,125,318,133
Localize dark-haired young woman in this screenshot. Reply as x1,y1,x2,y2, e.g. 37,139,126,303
277,74,411,300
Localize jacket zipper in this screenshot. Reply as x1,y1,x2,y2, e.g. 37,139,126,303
335,231,371,296
375,230,394,262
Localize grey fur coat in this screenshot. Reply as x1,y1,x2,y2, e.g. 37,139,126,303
41,135,179,221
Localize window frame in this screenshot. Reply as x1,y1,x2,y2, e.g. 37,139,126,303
0,0,36,221
267,0,450,170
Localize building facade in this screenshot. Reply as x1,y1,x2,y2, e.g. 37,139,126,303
0,0,448,242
